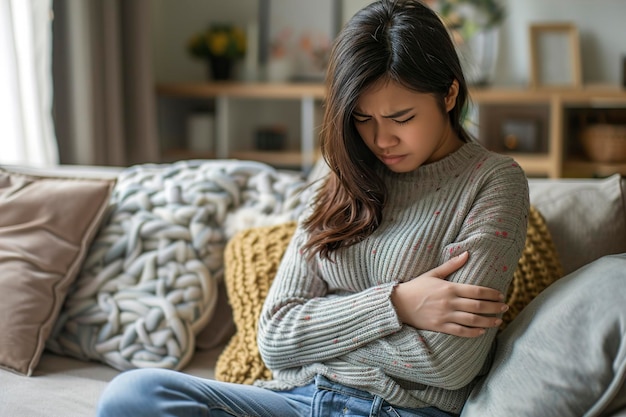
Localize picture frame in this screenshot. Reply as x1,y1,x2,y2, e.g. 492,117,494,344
528,22,582,89
258,0,338,82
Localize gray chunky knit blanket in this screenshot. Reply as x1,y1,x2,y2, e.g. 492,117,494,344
47,160,310,371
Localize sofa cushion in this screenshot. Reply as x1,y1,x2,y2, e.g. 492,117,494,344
528,173,626,275
195,281,235,350
0,167,115,376
216,221,297,384
215,204,562,383
47,160,309,372
461,253,626,417
502,205,562,328
0,347,223,417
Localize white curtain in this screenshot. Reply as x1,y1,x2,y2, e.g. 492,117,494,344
0,0,58,166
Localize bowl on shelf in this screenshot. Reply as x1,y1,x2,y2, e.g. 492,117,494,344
580,124,626,163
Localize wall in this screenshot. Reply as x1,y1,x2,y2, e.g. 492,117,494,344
496,0,626,86
152,0,626,86
151,0,258,82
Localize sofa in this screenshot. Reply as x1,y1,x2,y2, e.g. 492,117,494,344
0,160,625,417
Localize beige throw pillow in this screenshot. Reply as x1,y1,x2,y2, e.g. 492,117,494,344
0,167,115,376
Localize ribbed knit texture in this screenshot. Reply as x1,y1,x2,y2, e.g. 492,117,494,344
256,142,530,413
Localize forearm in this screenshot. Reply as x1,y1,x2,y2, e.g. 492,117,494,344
343,325,497,390
257,227,403,370
258,282,402,370
348,232,525,390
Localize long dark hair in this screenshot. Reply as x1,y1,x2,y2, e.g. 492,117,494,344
303,0,471,259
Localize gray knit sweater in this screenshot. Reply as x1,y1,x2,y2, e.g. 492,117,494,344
256,142,530,413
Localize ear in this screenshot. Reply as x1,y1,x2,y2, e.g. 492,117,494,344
444,79,459,113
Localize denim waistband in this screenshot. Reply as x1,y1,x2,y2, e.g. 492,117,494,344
314,374,378,401
313,375,457,417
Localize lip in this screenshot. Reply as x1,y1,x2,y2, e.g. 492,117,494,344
379,154,406,165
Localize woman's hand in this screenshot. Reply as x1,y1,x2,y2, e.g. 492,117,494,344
391,252,508,337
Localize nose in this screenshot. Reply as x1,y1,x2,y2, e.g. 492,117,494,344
374,125,397,150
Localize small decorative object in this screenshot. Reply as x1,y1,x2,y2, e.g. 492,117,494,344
266,28,294,82
529,22,582,89
427,0,506,86
187,24,247,81
477,105,549,154
259,1,336,82
293,31,331,82
501,119,539,153
255,126,286,151
580,124,626,163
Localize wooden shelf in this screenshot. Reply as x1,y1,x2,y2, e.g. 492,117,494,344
470,84,626,104
156,82,626,177
161,148,216,162
158,82,624,103
162,148,318,168
229,150,312,167
157,81,326,100
563,159,626,177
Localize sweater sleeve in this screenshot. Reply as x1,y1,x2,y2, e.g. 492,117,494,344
257,223,403,371
340,163,530,390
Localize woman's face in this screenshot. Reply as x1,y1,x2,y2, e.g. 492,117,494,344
353,78,463,173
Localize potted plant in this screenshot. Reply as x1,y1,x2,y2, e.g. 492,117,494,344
187,24,246,80
427,0,506,86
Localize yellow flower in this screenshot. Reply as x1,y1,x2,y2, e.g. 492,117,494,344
187,24,247,60
209,32,229,56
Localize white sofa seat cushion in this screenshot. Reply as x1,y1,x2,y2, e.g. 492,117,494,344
0,347,222,417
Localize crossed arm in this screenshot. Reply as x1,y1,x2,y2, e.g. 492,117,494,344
257,168,529,388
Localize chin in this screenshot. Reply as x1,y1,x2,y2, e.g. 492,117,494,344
385,164,420,173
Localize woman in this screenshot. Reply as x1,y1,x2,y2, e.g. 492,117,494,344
96,1,528,416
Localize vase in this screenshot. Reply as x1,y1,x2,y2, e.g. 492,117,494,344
208,56,233,81
457,27,500,87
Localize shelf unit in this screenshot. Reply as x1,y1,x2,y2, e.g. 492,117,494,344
156,82,325,171
471,85,626,178
156,82,626,177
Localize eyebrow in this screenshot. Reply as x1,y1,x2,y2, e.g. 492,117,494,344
353,108,414,119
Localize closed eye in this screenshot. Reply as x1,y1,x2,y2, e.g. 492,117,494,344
394,115,414,125
353,116,370,124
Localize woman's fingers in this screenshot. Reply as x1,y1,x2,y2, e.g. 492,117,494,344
440,323,490,338
418,304,505,337
392,251,510,337
454,297,509,315
426,251,469,279
424,252,505,303
449,311,503,329
450,280,505,303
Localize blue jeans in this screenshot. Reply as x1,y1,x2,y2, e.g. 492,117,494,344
96,368,455,417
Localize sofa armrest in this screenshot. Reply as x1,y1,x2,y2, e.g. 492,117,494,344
0,163,123,179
